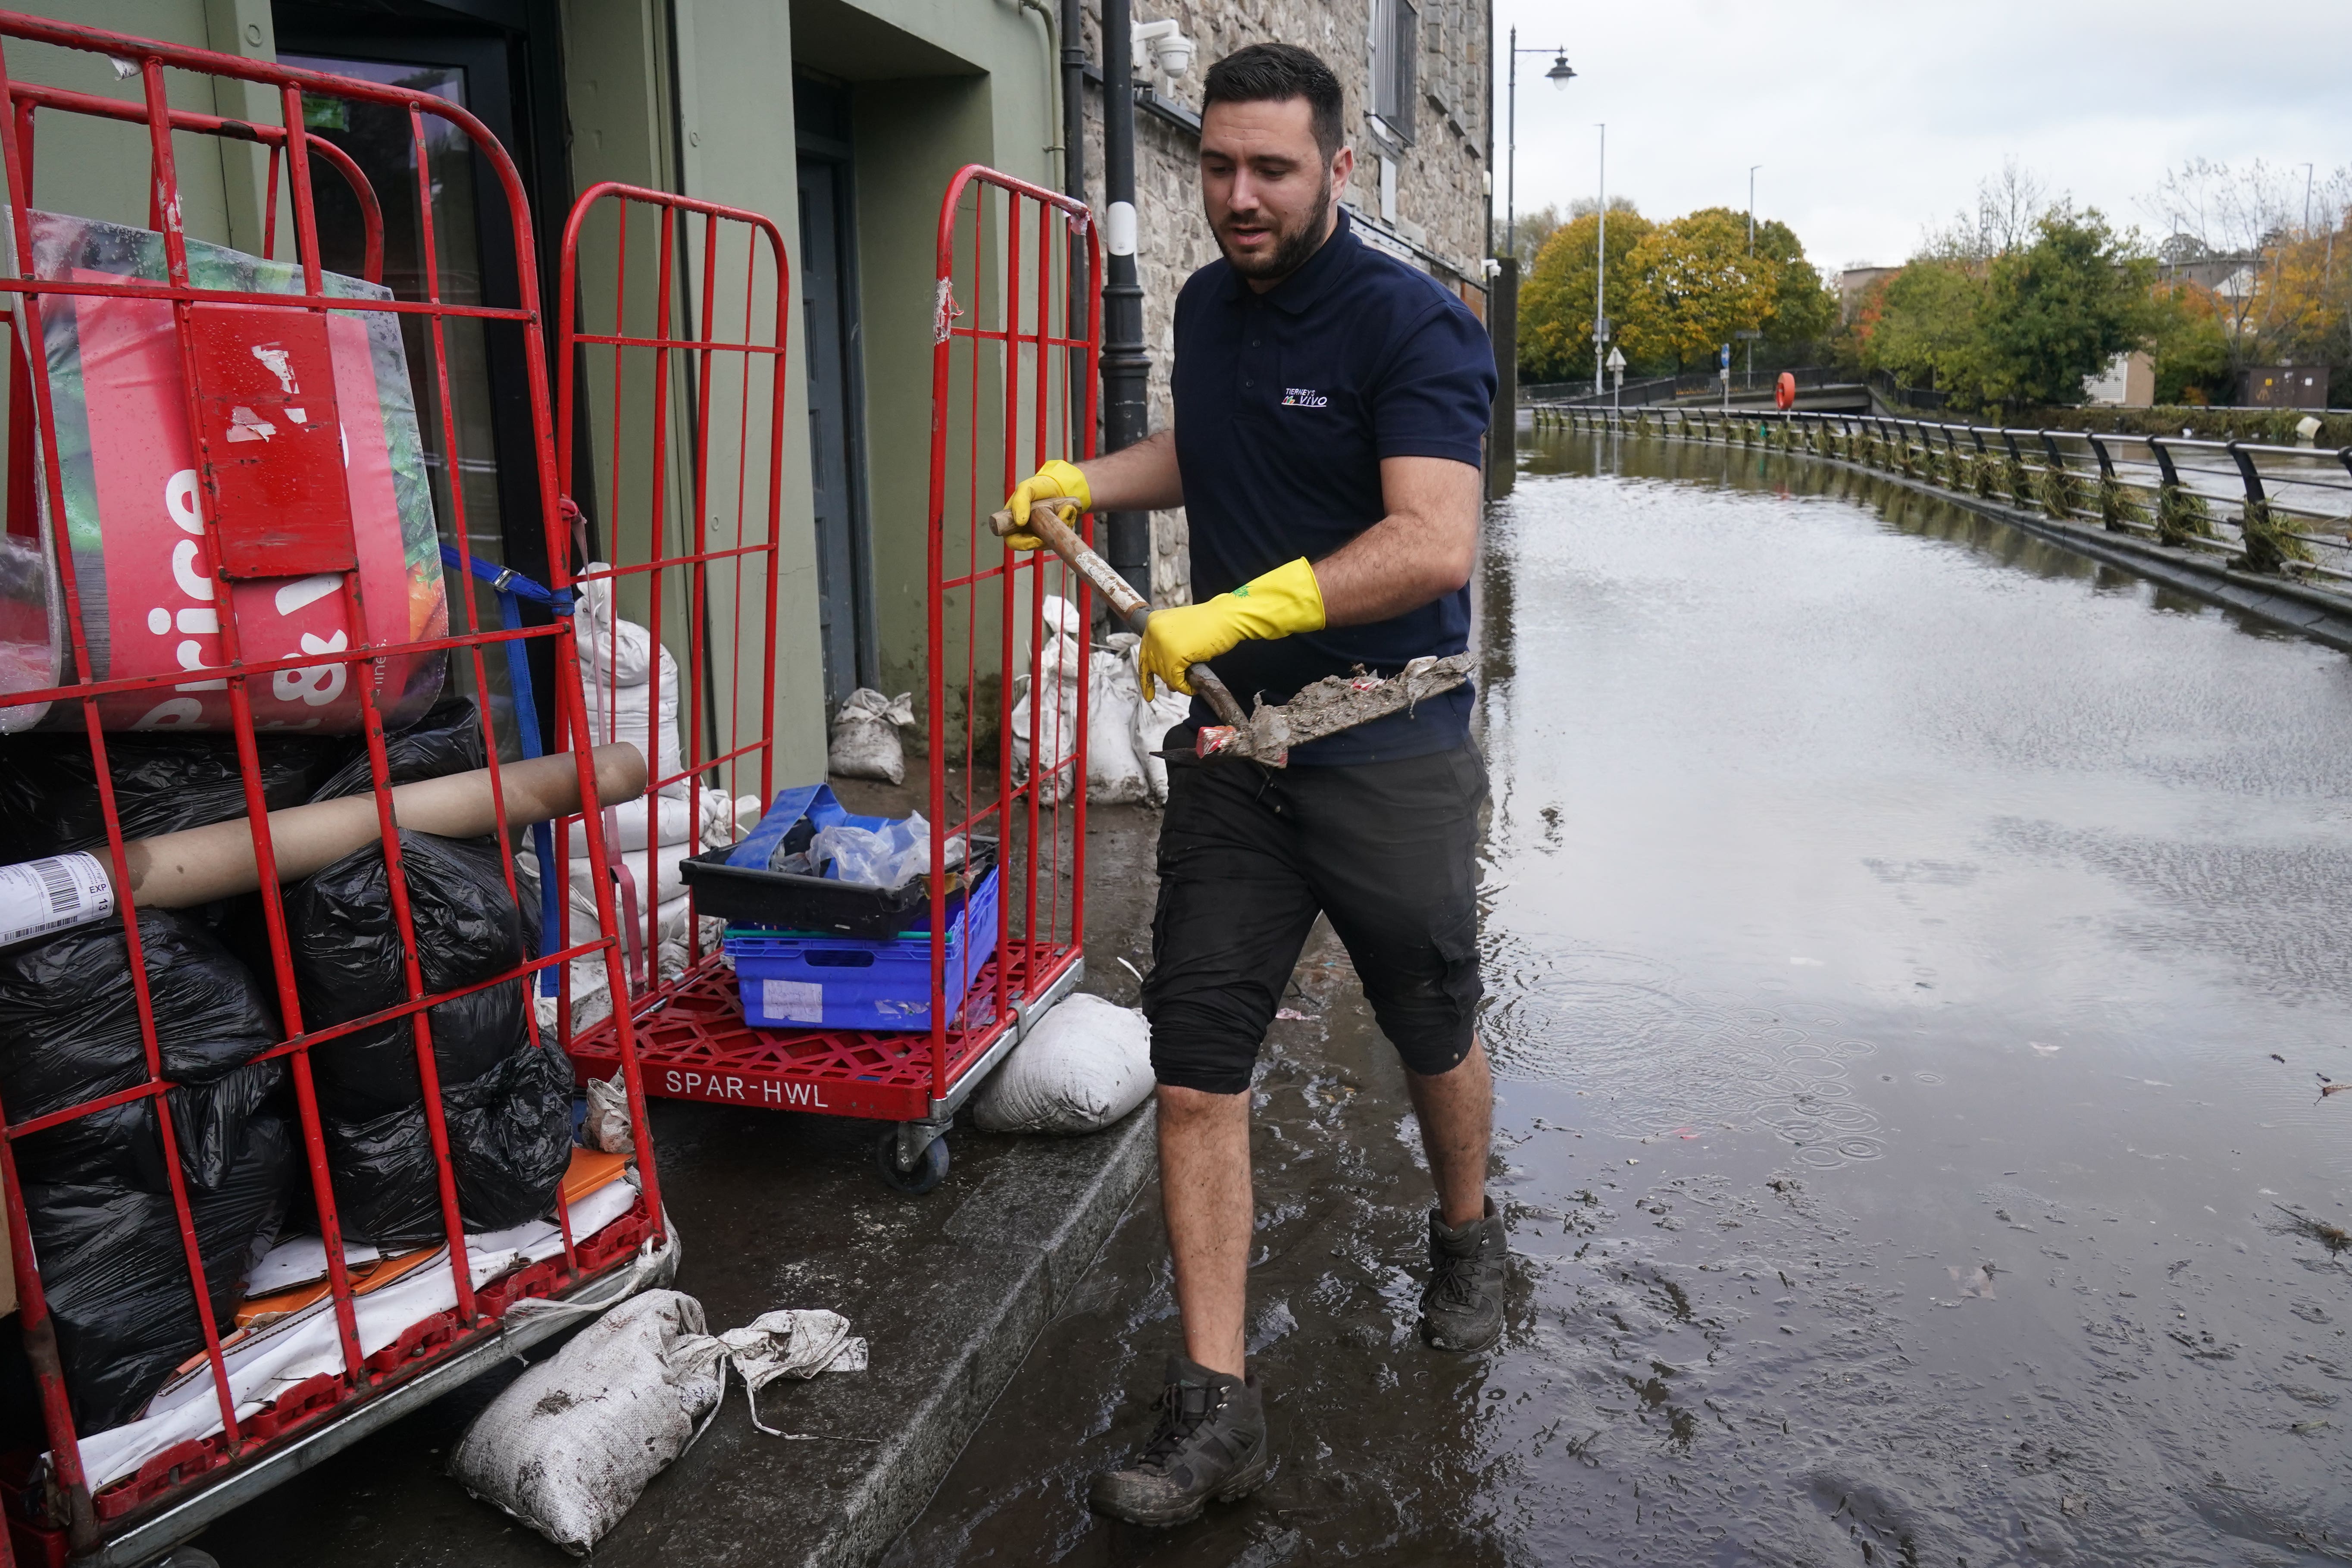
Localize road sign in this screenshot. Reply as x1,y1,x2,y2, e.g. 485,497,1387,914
1719,344,1731,370
1604,346,1626,371
1734,328,1762,341
1592,317,1610,342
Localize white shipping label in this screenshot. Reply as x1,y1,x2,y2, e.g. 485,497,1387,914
761,978,824,1024
0,853,115,947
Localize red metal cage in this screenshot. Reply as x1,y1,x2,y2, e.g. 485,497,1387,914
565,165,1101,1188
0,14,664,1563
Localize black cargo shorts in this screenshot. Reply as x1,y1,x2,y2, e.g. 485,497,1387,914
1139,737,1487,1095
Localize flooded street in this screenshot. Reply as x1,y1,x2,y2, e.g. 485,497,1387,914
892,430,2352,1566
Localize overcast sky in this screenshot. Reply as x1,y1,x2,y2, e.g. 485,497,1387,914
1486,0,2352,273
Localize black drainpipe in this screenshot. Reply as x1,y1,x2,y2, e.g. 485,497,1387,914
1098,0,1152,603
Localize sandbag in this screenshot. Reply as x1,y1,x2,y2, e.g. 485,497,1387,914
970,992,1153,1135
1087,642,1146,804
285,830,533,1120
1008,596,1085,806
0,730,344,864
25,1112,297,1433
320,1039,574,1250
1129,642,1190,807
826,688,915,785
449,1289,722,1554
573,565,685,796
0,908,286,1193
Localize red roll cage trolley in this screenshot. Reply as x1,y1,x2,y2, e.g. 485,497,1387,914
0,14,677,1566
564,165,1103,1196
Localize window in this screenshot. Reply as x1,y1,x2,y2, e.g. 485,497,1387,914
1370,0,1417,145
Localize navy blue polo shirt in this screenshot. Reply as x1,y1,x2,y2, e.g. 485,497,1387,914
1170,208,1496,765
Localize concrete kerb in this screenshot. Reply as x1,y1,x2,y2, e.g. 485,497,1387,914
1601,427,2352,655
807,1102,1159,1568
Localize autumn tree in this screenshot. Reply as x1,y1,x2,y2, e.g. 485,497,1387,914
1617,207,1780,370
1515,199,1651,382
1967,208,2159,408
1750,217,1837,357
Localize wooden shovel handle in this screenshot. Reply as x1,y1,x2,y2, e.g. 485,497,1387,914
989,498,1251,731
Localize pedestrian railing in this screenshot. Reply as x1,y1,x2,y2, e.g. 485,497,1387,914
1530,404,2352,586
1524,365,1837,409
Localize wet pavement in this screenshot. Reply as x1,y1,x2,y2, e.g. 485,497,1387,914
891,430,2352,1566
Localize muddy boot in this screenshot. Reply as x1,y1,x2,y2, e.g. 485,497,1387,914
1088,1354,1270,1527
1420,1196,1507,1352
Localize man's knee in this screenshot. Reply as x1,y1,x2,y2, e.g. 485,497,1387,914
1157,1080,1248,1127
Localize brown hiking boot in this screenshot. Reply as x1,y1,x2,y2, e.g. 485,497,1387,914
1087,1354,1270,1527
1420,1196,1507,1351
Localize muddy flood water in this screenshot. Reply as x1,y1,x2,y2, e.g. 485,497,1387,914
890,430,2352,1567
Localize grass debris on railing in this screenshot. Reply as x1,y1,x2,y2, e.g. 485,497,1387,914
2153,483,2214,548
2036,464,2085,521
2097,476,2147,533
2234,498,2315,574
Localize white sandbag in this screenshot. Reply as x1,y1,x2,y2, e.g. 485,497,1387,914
970,992,1154,1134
1087,642,1146,804
585,1071,634,1156
573,562,686,797
828,688,916,785
449,1289,721,1555
1010,596,1085,806
599,792,754,853
556,839,691,909
1129,642,1191,807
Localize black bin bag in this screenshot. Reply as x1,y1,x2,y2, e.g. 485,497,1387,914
307,695,488,804
0,730,343,865
0,909,287,1193
319,1040,574,1251
285,830,533,1121
25,1114,297,1434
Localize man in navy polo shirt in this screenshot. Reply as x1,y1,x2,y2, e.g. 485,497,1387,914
1001,41,1502,1527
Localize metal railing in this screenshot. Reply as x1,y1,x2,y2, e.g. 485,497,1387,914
1530,404,2352,585
1526,365,1838,408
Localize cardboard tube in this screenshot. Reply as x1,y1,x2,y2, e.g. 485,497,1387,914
118,742,647,909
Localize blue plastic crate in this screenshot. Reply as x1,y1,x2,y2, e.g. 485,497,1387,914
725,867,1000,1032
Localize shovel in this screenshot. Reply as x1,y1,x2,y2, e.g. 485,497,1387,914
988,498,1473,767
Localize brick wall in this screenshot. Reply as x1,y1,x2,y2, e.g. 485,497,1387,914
1077,0,1491,604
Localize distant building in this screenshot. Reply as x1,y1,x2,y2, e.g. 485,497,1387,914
2084,351,2155,408
1838,265,1898,324
2240,365,2330,410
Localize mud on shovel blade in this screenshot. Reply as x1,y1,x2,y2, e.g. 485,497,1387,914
989,499,1475,766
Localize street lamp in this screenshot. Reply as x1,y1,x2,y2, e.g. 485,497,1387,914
1503,28,1574,263
1593,123,1607,399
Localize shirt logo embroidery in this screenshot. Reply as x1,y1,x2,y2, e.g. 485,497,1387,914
1280,387,1328,408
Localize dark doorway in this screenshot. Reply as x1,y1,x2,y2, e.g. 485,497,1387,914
275,0,573,739
794,69,876,703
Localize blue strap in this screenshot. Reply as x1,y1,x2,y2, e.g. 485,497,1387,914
439,544,575,617
726,783,899,871
441,545,566,993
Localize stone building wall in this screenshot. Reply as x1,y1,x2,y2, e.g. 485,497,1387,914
1075,0,1492,604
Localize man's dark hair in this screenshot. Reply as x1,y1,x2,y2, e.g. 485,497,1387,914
1201,43,1345,160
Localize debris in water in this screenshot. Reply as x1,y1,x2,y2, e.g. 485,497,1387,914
2273,1207,2350,1254
2030,1042,2060,1055
1274,1008,1316,1022
2270,1053,2286,1063
2322,1084,2348,1100
1117,955,1145,984
1947,1263,1998,1299
2291,1418,2332,1435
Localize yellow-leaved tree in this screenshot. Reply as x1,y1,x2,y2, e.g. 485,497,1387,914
1516,201,1653,384
1617,207,1781,369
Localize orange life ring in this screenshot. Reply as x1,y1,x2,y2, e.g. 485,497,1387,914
1774,371,1797,410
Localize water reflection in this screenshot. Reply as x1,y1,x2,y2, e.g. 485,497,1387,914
899,424,2352,1568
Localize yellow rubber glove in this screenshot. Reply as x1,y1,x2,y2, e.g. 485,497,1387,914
1000,459,1092,550
1138,557,1326,701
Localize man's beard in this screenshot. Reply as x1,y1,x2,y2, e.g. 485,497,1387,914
1217,176,1333,281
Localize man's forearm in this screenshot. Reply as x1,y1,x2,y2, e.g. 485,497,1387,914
1079,430,1184,513
1310,456,1481,627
